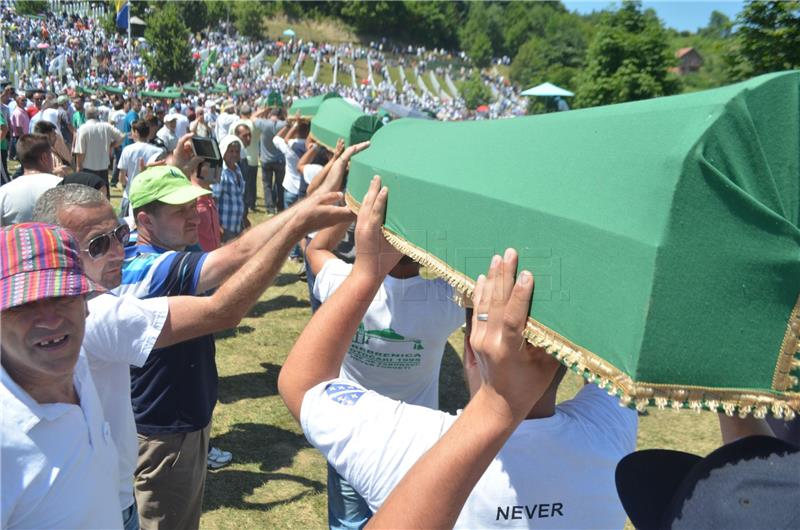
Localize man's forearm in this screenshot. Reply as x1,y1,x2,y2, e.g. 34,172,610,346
368,388,519,529
279,270,382,421
155,217,306,348
74,153,84,170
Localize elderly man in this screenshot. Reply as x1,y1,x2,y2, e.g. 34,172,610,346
213,135,247,241
1,223,122,529
215,100,238,141
189,106,210,137
156,113,179,152
112,165,352,529
230,105,260,212
10,94,29,162
0,134,62,225
74,104,124,193
30,181,347,529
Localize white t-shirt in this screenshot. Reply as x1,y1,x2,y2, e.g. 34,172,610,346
1,358,123,529
118,142,164,181
302,380,638,529
108,109,126,131
313,259,464,408
174,113,189,138
40,107,59,127
273,136,303,195
0,172,63,226
82,293,168,511
216,112,239,141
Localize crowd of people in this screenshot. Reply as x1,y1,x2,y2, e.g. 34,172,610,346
1,5,526,123
1,4,799,530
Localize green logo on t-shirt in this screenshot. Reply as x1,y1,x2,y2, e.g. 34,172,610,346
353,323,423,350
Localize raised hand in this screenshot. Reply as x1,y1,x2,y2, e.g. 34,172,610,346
353,175,402,279
293,191,353,235
469,249,561,422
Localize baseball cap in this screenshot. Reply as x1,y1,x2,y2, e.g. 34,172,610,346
129,165,211,210
1,223,100,311
164,112,179,122
615,435,800,529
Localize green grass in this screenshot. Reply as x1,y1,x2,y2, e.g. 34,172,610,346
108,172,720,528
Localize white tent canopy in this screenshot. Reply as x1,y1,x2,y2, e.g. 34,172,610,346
521,82,574,97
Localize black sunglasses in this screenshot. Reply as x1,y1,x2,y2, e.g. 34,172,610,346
84,224,130,259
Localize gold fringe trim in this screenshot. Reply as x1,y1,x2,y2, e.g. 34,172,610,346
772,293,800,392
344,192,800,418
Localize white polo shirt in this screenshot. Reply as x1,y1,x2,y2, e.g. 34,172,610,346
83,293,169,511
74,119,125,171
1,358,123,529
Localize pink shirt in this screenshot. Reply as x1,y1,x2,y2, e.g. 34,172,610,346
196,194,221,251
10,107,30,137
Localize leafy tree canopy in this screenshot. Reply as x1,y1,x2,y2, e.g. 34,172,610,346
575,1,681,108
143,3,194,84
727,0,800,80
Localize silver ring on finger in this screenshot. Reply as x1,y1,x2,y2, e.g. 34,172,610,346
476,313,489,322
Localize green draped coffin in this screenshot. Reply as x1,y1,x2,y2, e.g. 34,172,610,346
347,71,800,417
289,92,340,118
311,98,383,149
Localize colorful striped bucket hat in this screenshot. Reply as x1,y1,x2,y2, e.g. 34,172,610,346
1,223,100,311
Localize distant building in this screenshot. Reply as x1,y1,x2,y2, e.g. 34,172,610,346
673,47,704,75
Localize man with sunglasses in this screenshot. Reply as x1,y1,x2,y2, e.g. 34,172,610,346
34,165,352,529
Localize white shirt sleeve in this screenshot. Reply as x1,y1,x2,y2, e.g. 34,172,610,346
83,293,169,367
272,135,292,157
301,378,456,512
558,383,639,454
312,259,353,303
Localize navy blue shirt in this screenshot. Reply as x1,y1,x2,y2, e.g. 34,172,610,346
114,244,216,434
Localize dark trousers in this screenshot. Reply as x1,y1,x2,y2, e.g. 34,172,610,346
111,146,122,185
86,168,110,198
242,162,257,210
0,148,7,177
261,160,285,212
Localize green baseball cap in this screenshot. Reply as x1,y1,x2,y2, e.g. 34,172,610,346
129,165,211,210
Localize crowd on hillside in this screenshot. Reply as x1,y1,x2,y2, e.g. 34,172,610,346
0,6,527,122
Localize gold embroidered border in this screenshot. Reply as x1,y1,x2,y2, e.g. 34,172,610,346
345,192,800,418
772,293,800,392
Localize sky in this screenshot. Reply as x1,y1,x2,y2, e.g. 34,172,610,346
562,1,746,32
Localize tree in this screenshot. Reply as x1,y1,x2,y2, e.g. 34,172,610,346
144,4,194,84
460,3,495,68
173,0,208,34
575,1,681,108
726,1,800,80
233,2,266,38
14,0,48,16
205,0,231,26
460,72,492,109
701,10,732,38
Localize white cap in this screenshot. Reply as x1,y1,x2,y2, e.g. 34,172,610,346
164,112,179,122
219,134,243,156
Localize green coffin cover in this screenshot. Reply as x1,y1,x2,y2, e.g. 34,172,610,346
140,90,182,99
99,85,124,95
347,71,800,417
289,92,340,118
311,98,384,150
